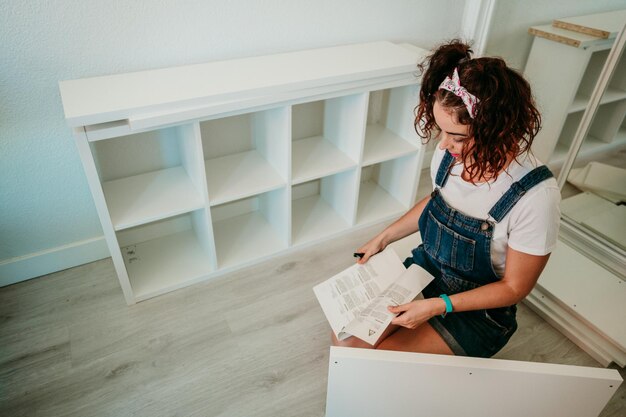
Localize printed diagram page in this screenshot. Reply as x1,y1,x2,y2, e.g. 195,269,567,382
343,264,433,345
313,247,407,340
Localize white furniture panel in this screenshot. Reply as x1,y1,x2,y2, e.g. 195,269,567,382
59,41,420,127
326,347,622,417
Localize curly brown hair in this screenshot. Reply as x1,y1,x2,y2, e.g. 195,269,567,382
415,40,542,183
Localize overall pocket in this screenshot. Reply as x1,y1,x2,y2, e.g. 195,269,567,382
423,212,476,271
483,306,517,336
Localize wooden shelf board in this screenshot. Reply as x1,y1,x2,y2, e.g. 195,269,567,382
103,166,205,231
550,132,626,166
362,123,418,166
124,229,214,300
553,10,626,40
291,195,350,246
213,211,286,269
206,150,286,205
528,24,607,49
536,240,626,351
292,136,357,184
356,180,406,225
568,87,626,113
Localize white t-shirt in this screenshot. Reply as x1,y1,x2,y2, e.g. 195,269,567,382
430,147,561,277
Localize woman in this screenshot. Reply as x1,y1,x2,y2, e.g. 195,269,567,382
332,40,561,357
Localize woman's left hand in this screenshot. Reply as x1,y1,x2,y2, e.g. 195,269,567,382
388,299,441,329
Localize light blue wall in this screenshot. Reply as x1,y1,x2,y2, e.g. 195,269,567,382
0,1,463,270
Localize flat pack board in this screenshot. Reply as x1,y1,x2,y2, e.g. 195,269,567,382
59,41,423,127
537,238,626,351
553,9,626,40
528,24,607,49
326,346,622,417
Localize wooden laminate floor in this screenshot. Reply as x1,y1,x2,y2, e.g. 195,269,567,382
2,168,624,416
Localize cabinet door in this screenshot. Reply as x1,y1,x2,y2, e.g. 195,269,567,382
326,347,621,417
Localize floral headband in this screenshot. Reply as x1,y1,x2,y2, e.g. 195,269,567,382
438,68,480,118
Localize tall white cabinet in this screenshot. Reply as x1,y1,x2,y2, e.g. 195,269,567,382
60,42,428,304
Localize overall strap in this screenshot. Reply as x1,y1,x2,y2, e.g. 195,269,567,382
435,150,456,188
488,165,554,222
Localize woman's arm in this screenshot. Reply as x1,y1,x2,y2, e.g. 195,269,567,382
389,247,551,328
356,194,431,264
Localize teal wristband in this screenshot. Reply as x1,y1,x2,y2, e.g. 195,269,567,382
439,294,453,317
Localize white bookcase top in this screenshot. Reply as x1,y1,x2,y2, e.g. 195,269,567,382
60,41,426,127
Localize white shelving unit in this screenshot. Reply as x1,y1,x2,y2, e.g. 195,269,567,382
525,10,626,167
61,41,428,304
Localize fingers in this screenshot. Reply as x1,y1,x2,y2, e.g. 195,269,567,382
357,251,373,264
387,303,410,314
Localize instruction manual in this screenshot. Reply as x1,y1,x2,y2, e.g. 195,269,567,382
313,247,434,346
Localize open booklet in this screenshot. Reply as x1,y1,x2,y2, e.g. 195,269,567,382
313,247,434,346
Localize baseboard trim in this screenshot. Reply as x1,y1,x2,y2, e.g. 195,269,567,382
0,237,110,287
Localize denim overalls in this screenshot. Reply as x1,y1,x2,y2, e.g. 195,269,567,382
404,150,554,357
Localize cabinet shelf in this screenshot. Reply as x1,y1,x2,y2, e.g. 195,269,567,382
356,180,405,225
292,195,350,246
118,211,214,301
356,155,418,225
201,108,289,205
205,150,286,205
122,229,214,301
291,172,357,245
292,136,356,184
103,166,204,230
211,189,288,269
362,124,418,166
569,86,626,113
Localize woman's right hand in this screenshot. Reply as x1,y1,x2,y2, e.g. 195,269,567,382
355,235,386,264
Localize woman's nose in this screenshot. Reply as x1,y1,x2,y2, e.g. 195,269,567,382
439,135,450,150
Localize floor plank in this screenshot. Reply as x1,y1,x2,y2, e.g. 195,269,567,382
1,221,624,417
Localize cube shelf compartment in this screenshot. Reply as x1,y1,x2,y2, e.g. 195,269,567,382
117,210,215,301
91,125,205,230
291,96,364,184
363,86,420,166
211,188,289,269
551,100,626,164
569,49,626,113
356,154,419,226
291,170,358,246
201,108,289,205
62,41,428,304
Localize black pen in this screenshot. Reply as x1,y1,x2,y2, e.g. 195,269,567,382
353,252,365,259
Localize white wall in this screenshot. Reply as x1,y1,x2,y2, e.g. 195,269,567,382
4,0,624,285
0,0,464,284
486,0,626,70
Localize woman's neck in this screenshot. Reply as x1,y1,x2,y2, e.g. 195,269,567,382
459,152,516,183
